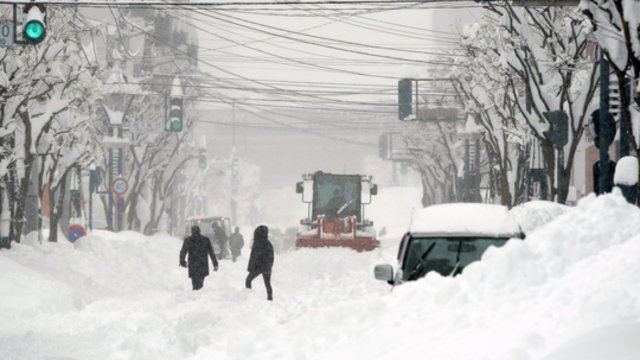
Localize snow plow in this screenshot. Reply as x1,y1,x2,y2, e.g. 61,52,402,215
295,171,379,252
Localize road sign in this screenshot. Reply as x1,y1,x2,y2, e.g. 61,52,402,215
68,224,87,242
111,176,128,195
116,196,126,213
0,21,14,48
129,119,163,134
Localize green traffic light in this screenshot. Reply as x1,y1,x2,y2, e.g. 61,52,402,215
24,20,45,43
170,119,182,131
198,161,206,169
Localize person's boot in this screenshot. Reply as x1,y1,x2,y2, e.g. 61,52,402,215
267,294,273,301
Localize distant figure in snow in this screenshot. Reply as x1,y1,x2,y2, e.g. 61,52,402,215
229,226,245,262
180,225,219,291
246,225,274,301
213,223,229,259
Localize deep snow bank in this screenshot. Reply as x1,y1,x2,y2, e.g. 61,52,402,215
1,191,639,360
321,191,640,360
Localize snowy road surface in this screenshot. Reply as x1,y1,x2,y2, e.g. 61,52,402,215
2,192,640,360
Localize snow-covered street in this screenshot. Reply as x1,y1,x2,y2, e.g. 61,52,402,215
2,192,640,360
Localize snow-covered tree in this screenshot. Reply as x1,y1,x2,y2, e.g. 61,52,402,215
462,3,598,203
1,6,103,243
405,120,463,206
580,0,640,203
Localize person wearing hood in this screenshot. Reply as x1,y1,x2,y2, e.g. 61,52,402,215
180,225,219,290
245,225,274,301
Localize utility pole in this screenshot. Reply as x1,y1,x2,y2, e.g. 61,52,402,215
598,51,612,195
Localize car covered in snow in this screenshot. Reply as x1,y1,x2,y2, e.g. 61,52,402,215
374,203,524,285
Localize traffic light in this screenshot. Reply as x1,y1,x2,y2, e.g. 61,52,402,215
198,149,206,169
542,110,569,149
167,97,183,132
23,4,46,44
398,78,413,121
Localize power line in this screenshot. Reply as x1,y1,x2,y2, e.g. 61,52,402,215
0,0,477,7
161,11,451,81
189,7,466,58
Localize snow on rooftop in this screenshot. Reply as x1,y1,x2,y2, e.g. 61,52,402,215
409,202,522,237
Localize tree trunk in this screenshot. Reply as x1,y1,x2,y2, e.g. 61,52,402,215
49,172,68,242
126,188,141,231
144,175,161,235
13,110,35,243
541,140,556,201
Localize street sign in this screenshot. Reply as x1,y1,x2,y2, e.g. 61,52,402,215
129,120,163,134
68,224,87,242
116,196,126,213
111,176,128,195
0,21,14,48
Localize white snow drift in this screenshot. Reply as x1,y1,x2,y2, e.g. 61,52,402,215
1,191,639,360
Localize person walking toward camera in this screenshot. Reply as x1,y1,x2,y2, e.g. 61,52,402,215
180,225,218,291
229,226,245,262
245,225,274,301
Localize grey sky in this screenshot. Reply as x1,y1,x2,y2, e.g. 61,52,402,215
193,6,481,190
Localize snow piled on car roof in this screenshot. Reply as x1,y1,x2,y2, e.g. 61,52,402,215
409,202,522,237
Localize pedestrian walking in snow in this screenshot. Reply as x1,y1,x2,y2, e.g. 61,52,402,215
213,223,229,259
180,225,219,291
245,225,274,301
229,226,245,262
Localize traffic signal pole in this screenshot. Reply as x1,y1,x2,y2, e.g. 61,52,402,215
599,51,611,195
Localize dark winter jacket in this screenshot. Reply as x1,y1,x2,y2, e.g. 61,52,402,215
180,233,218,278
229,232,245,255
247,225,274,274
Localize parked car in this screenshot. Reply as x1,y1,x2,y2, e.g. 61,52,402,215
374,203,524,285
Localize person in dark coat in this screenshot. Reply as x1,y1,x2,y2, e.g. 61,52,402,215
245,225,274,301
229,226,245,262
213,223,229,259
180,225,219,290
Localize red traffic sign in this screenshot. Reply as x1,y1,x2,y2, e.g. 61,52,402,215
111,176,128,195
68,224,87,242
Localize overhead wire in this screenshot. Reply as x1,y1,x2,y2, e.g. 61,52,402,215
187,6,466,59
105,1,460,139
161,11,433,80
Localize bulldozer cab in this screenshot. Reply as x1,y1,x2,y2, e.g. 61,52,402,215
313,173,362,221
297,171,377,225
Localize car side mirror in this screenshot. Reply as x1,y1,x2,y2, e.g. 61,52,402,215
374,264,394,282
295,181,303,194
371,184,378,196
